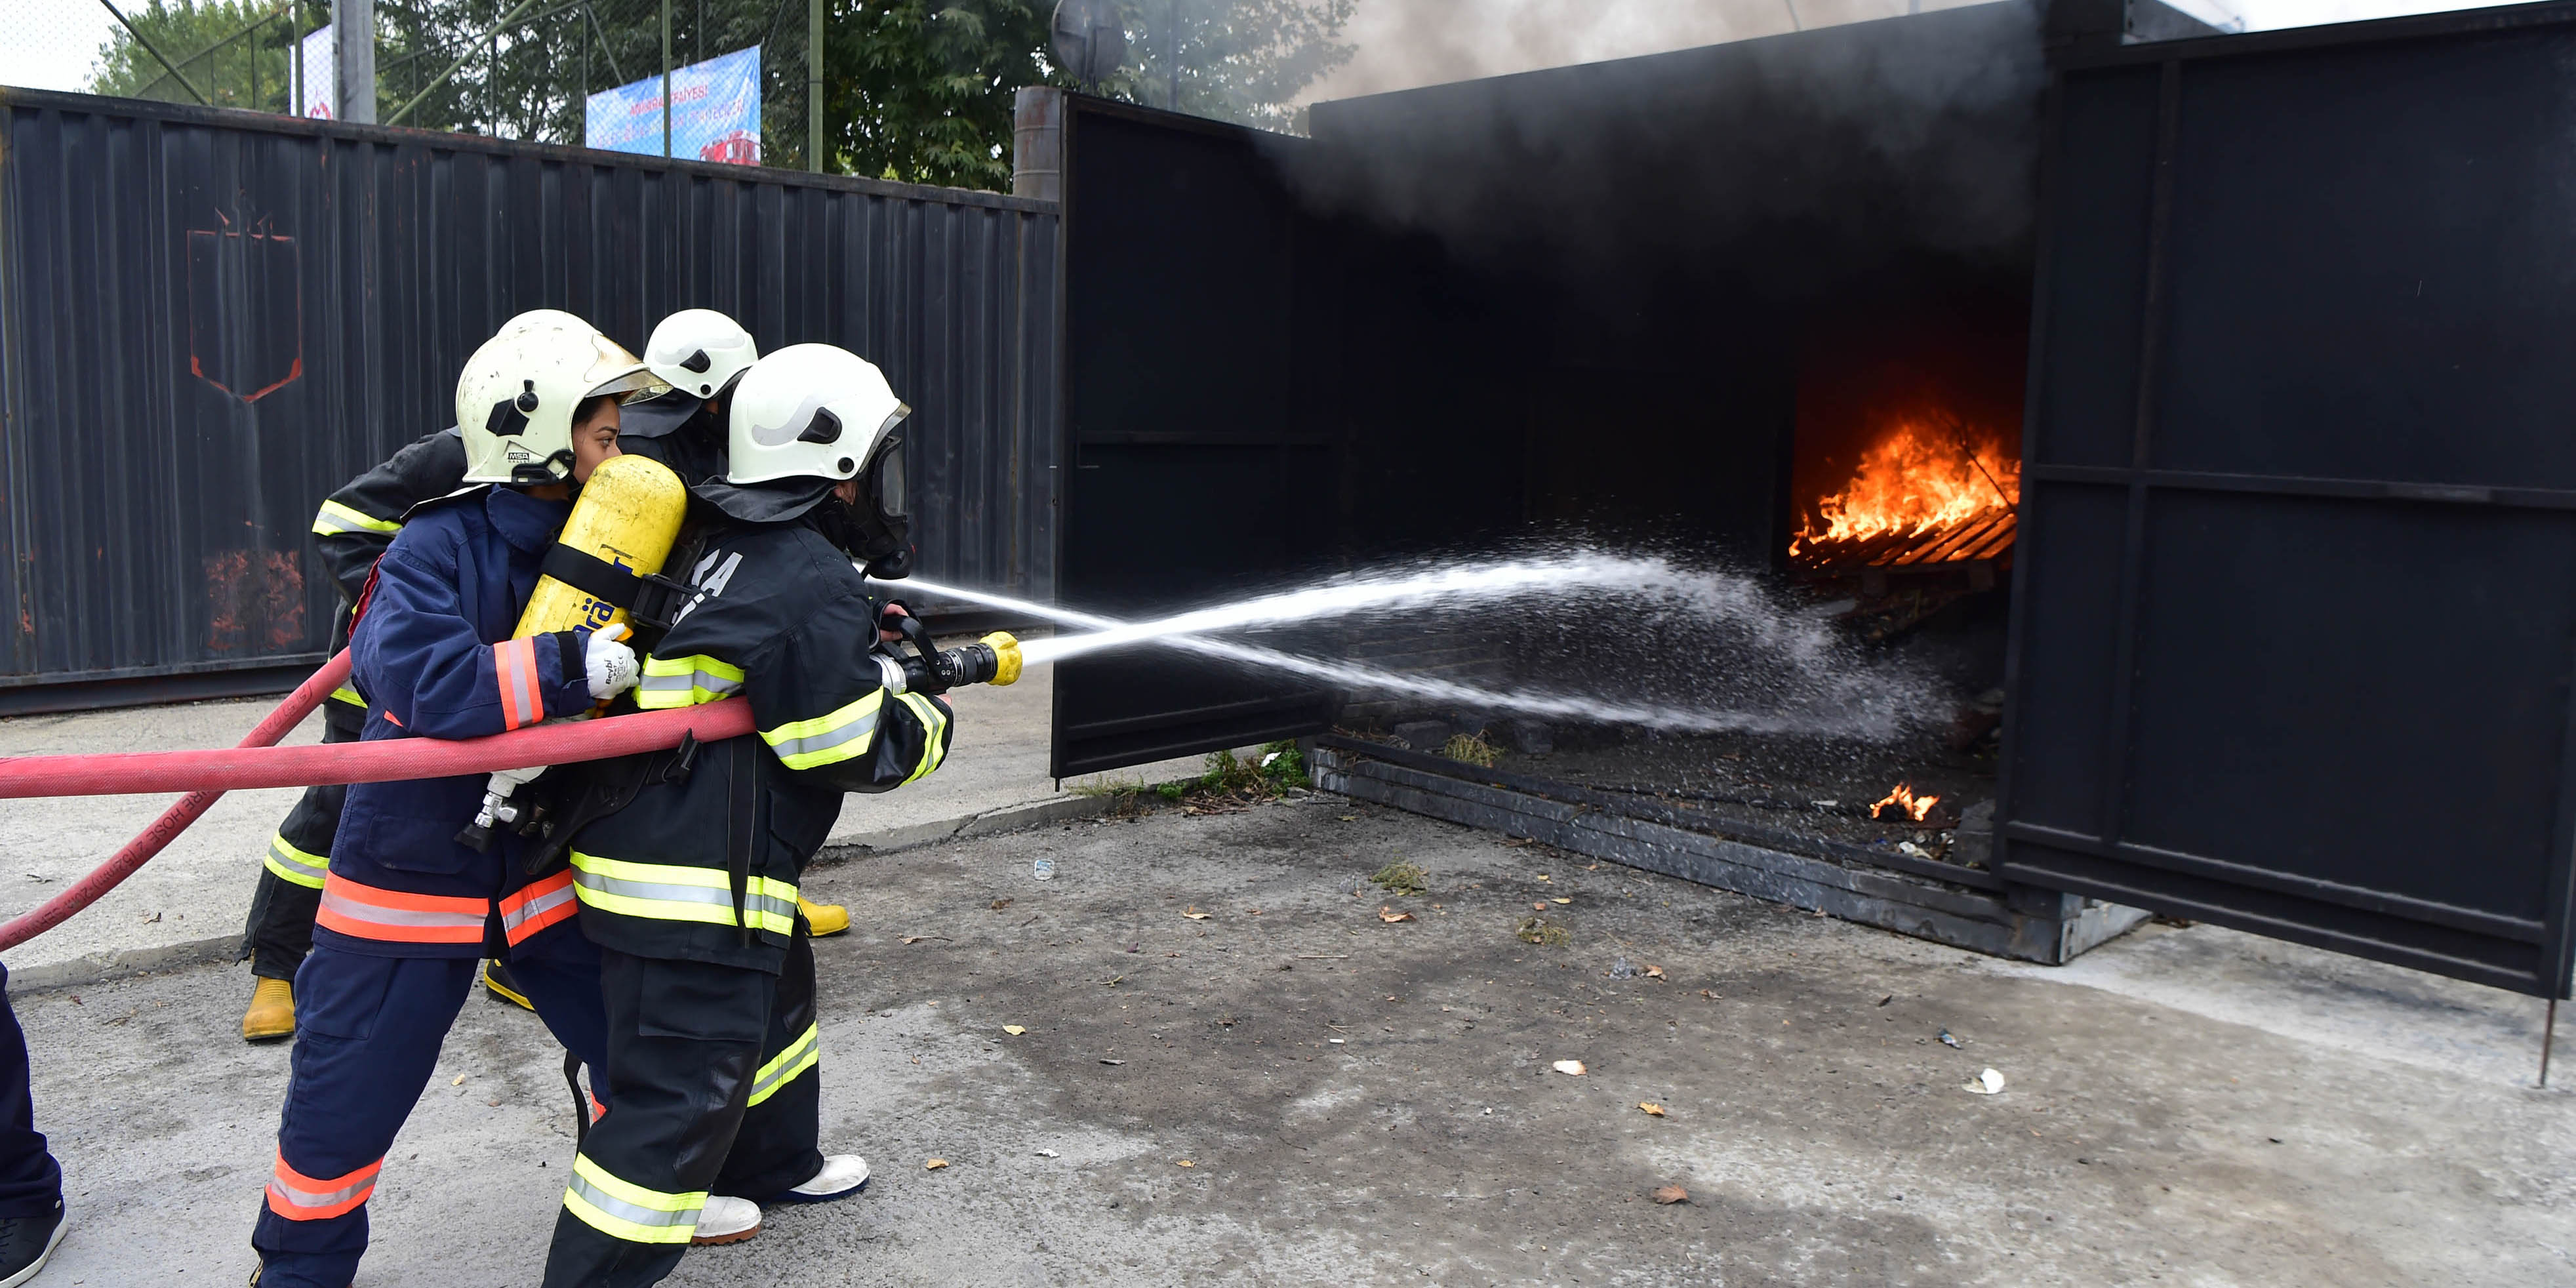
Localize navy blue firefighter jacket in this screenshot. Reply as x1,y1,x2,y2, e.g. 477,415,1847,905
314,485,603,960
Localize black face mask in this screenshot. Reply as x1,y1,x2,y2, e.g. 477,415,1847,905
810,492,912,578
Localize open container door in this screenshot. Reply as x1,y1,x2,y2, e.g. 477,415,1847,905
1049,98,1342,777
2002,5,2576,997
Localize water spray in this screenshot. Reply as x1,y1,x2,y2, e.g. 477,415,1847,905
893,553,1919,738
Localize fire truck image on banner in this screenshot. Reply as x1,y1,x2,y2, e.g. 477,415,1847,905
584,45,761,165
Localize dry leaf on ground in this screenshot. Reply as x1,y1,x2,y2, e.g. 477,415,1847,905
1175,1159,1196,1168
1639,1102,1666,1117
1533,902,1550,912
1379,907,1415,923
1653,1185,1690,1205
1550,898,1572,905
990,898,1013,911
1552,1059,1587,1076
1002,1025,1026,1036
1644,965,1666,980
925,1158,950,1170
1182,907,1212,919
900,936,927,944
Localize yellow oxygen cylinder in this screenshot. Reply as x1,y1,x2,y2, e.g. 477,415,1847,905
513,453,690,638
460,453,690,853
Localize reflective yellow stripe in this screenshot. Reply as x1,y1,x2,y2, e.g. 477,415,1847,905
263,832,329,890
569,853,799,935
898,693,948,785
746,1022,820,1107
634,654,744,710
759,690,885,771
562,1153,705,1245
328,685,367,708
310,499,402,537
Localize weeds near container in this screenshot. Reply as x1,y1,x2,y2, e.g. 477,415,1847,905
1516,916,1571,947
1441,730,1502,768
1370,861,1428,896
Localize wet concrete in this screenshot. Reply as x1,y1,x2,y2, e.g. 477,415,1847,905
16,797,2573,1285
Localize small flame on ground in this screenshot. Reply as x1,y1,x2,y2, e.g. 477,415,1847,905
1792,411,2019,561
1871,783,1941,823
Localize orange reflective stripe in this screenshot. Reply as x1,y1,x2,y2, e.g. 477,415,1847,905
494,636,542,731
313,873,489,945
266,1151,382,1221
499,870,578,946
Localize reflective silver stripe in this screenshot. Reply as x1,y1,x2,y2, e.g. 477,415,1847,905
636,670,741,698
500,881,576,935
317,887,485,932
765,708,880,763
566,1171,702,1232
268,837,327,874
747,1023,821,1106
571,869,798,925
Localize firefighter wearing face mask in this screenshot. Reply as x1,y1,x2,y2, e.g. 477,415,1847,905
249,317,656,1288
601,308,859,941
237,311,858,1045
538,345,945,1283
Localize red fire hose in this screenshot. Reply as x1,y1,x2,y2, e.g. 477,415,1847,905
0,651,754,951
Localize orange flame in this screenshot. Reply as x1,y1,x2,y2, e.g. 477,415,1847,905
1870,783,1942,823
1792,413,2019,559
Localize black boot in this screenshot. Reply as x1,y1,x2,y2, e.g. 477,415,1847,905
0,1199,64,1287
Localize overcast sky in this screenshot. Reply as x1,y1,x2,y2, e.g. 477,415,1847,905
0,0,2533,107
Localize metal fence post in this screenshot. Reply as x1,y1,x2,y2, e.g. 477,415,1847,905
332,0,374,122
807,0,822,172
660,0,672,157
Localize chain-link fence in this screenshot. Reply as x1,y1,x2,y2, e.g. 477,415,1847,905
9,0,818,171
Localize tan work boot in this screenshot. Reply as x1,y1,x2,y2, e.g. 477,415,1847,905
242,977,296,1042
799,896,849,937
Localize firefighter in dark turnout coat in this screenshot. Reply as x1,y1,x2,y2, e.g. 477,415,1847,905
251,318,658,1288
238,308,847,1041
542,344,946,1284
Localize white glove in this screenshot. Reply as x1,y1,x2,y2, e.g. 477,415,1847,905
874,654,909,696
586,625,639,700
489,762,548,792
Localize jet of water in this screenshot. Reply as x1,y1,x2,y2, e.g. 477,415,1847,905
894,557,1919,738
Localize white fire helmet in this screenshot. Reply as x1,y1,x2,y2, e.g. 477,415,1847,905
496,308,592,338
455,317,656,485
644,309,760,401
723,344,909,487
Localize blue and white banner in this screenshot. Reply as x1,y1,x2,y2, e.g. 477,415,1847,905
584,45,761,165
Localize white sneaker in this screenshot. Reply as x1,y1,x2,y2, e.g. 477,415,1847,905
778,1154,869,1203
690,1195,761,1246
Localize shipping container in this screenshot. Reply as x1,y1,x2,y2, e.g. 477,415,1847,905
1046,0,2576,997
0,88,1059,712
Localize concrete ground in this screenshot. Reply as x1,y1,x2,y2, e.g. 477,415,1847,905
0,668,1199,988
12,794,2571,1285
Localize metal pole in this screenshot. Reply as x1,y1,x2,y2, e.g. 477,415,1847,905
290,1,300,115
660,0,672,157
95,0,212,104
331,0,374,122
807,0,822,172
2544,996,2558,1089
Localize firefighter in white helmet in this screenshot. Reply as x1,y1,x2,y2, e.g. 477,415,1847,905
611,308,858,940
540,345,948,1278
251,316,654,1288
239,308,662,1043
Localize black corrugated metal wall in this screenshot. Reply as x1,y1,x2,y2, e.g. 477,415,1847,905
0,89,1057,708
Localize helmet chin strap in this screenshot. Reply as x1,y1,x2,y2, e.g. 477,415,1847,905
508,450,576,488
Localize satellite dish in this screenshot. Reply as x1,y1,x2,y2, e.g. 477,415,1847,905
1052,0,1127,87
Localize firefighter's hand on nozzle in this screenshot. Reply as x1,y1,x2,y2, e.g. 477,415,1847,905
877,601,910,644
586,624,639,700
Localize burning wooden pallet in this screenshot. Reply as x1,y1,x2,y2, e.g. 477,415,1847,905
1794,505,2016,571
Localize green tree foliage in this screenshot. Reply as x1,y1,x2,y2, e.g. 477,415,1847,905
87,0,1356,193
1112,0,1355,133
89,0,324,112
822,0,1053,189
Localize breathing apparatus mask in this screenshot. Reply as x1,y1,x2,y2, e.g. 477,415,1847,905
814,427,912,578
